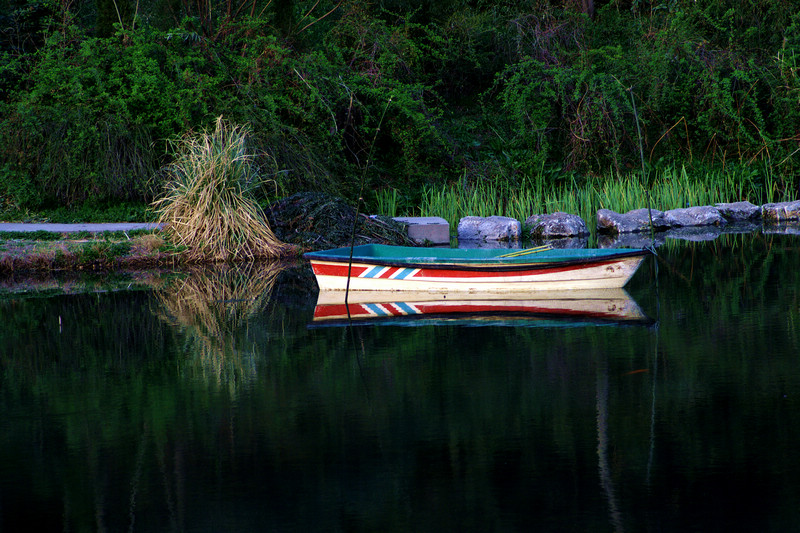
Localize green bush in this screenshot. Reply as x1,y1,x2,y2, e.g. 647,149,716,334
1,23,217,208
478,3,800,182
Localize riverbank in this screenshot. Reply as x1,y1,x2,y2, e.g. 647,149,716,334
0,230,182,274
2,194,798,274
0,194,416,274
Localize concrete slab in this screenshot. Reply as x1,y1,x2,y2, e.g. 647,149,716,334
0,222,162,233
393,217,450,245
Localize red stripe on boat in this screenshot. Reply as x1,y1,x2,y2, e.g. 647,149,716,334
412,303,618,319
311,258,621,279
311,263,370,277
411,261,607,279
314,303,627,320
313,303,367,318
380,267,399,278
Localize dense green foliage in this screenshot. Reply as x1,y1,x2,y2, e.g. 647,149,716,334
1,0,798,214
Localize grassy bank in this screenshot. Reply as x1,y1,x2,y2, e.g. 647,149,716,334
0,231,185,274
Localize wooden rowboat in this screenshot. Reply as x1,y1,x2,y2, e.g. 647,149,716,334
311,288,653,327
305,244,650,292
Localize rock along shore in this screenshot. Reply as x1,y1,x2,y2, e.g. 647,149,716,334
455,200,800,248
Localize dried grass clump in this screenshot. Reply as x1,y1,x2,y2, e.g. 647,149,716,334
152,117,293,262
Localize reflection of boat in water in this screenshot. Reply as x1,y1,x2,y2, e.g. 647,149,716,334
311,289,653,327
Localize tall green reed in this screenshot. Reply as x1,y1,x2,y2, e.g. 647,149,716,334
374,188,400,217
375,164,794,236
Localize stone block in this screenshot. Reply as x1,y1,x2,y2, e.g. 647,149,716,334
457,216,522,242
715,201,761,221
525,212,588,238
663,206,726,227
597,208,668,234
393,217,450,245
762,200,800,222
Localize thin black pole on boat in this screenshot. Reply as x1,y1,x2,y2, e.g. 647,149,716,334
345,97,392,310
345,197,362,312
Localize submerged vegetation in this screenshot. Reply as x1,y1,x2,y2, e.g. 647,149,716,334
0,0,798,225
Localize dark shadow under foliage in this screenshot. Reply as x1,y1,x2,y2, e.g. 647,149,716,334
265,192,416,250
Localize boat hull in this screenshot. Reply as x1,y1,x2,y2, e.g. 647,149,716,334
309,253,647,292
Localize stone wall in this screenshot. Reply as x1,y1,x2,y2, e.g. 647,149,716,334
449,200,800,248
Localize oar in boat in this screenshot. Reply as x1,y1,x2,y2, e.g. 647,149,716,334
498,244,554,258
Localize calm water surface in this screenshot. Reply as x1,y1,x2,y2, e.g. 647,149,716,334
1,233,799,532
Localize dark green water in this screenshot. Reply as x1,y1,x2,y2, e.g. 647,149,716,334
1,233,799,532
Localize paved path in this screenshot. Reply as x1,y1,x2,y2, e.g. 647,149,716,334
0,218,450,243
0,223,162,233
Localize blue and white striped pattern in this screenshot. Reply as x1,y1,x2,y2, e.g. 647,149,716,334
362,302,421,316
359,266,420,280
